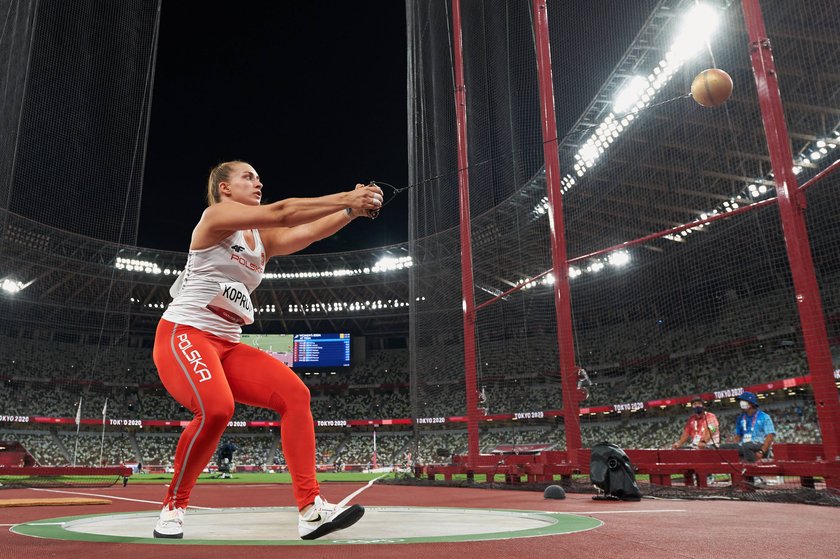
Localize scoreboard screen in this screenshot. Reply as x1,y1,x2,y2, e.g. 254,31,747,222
293,333,351,368
240,334,294,366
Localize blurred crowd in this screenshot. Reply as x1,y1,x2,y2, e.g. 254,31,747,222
0,400,822,467
1,272,837,468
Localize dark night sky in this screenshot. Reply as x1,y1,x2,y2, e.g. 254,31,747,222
138,1,657,254
139,1,409,254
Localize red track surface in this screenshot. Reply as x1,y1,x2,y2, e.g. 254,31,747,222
2,482,837,558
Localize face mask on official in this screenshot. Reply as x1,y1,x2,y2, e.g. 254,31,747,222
739,400,750,410
693,406,704,415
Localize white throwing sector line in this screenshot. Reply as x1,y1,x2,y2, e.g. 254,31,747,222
27,488,214,510
336,474,388,509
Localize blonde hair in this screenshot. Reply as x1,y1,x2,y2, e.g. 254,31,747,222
206,160,249,206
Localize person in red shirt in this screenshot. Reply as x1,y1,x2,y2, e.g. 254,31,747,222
672,396,720,449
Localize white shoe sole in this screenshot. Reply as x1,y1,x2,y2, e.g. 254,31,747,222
153,528,183,539
300,504,365,540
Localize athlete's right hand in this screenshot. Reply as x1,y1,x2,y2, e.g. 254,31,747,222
347,183,384,218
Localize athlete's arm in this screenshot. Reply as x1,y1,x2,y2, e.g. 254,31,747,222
261,211,351,257
192,186,382,249
262,184,380,257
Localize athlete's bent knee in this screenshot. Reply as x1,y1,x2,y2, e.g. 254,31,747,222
204,401,235,428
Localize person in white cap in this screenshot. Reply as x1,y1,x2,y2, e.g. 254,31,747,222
723,391,775,462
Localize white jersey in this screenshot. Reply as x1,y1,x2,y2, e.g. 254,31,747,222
163,229,266,342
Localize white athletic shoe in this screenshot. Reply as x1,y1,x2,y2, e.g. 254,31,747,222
298,495,365,540
153,504,185,539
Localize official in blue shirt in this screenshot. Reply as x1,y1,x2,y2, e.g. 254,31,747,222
729,391,776,462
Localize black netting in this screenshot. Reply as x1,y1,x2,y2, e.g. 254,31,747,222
0,0,161,470
406,0,840,487
2,0,160,245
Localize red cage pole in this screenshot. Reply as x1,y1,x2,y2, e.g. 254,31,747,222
451,0,480,464
532,0,582,466
742,0,840,469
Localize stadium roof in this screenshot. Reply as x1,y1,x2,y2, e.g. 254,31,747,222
1,0,837,338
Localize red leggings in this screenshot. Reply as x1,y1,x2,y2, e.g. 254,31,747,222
152,319,319,510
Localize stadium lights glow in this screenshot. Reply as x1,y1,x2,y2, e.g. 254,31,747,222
587,262,605,273
285,299,410,314
787,135,838,180
747,183,770,198
546,2,722,207
118,256,413,280
515,250,631,291
131,299,409,315
115,257,161,275
1,278,27,294
520,273,552,290
608,250,631,267
264,255,412,280
668,3,719,63
613,76,648,115
373,255,413,272
667,131,839,242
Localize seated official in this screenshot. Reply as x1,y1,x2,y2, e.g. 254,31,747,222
672,396,720,449
721,391,775,462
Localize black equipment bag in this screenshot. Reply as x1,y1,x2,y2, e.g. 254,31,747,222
590,442,642,501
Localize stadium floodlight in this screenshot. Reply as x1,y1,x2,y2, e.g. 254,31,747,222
115,257,161,275
1,278,26,294
613,76,648,115
669,3,720,63
579,143,600,164
121,255,415,281
608,251,631,268
588,262,605,273
282,298,409,314
373,255,413,272
560,2,723,198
